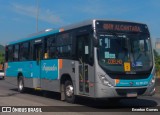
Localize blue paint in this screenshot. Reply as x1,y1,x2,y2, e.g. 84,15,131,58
41,60,59,80
6,61,40,78
8,29,60,45
116,74,153,87
6,59,59,80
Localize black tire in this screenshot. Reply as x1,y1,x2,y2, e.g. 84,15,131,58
18,77,25,93
64,80,76,103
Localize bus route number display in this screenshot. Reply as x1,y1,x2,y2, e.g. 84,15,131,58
103,24,141,32
107,59,122,65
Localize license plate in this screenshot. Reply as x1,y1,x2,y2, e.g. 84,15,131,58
127,92,137,97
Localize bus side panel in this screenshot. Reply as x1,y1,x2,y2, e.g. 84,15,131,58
6,62,31,87
58,59,77,94
28,61,41,88
41,59,59,80
40,59,76,93
59,59,78,95
59,59,96,97
6,61,41,88
5,62,18,85
40,59,60,92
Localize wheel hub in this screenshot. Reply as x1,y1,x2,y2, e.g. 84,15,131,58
19,80,23,90
66,85,73,97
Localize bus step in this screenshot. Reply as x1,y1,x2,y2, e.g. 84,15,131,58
35,87,42,90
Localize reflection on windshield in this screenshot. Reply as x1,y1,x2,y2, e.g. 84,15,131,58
130,35,153,71
98,34,153,73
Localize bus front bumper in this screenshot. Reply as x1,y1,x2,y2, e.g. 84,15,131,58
95,83,155,98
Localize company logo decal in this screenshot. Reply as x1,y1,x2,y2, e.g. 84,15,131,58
42,63,58,73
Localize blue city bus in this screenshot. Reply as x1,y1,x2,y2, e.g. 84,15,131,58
5,19,155,103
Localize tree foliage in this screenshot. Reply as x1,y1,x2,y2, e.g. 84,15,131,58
154,49,160,77
0,52,4,63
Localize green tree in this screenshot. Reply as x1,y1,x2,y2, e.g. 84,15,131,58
154,49,159,58
154,49,160,77
0,52,4,63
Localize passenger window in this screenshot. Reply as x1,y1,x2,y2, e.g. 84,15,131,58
20,42,29,61
8,46,13,62
14,45,19,61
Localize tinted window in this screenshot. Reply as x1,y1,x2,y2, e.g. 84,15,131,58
29,41,34,60
56,33,72,58
46,33,72,59
8,46,13,62
57,33,72,45
14,45,19,61
48,47,58,58
46,36,57,58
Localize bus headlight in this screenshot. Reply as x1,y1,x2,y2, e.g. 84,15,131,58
149,74,156,86
98,73,113,87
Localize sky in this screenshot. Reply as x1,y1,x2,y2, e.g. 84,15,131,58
0,0,160,45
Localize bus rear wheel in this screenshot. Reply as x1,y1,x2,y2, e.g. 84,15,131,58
18,77,25,93
64,80,76,103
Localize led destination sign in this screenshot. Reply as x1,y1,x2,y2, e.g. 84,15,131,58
96,21,149,33
103,24,141,32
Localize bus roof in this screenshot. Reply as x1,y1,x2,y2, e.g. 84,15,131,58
7,19,147,45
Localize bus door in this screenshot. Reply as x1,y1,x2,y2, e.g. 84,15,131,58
34,43,42,88
77,34,91,95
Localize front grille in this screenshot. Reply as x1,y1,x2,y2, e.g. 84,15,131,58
116,88,147,96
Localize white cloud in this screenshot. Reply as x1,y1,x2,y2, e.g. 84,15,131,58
10,3,63,24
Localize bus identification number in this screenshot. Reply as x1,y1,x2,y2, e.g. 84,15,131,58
108,59,122,65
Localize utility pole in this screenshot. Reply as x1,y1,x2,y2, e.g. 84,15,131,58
36,0,39,32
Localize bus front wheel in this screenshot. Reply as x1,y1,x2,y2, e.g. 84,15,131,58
64,80,76,103
18,77,25,93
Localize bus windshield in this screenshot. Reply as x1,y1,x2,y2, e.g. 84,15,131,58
98,33,153,73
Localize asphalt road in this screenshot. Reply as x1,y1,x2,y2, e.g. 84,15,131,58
0,78,160,115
